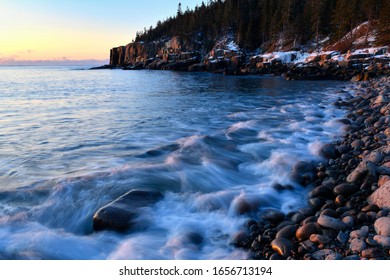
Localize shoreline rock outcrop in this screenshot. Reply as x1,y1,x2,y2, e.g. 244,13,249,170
235,76,390,260
102,37,390,81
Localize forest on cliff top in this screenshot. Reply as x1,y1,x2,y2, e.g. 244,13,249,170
134,0,390,52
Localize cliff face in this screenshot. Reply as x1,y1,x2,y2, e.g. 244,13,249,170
109,36,202,67
107,33,390,80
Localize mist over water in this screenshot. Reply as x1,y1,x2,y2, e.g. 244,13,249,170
0,67,346,259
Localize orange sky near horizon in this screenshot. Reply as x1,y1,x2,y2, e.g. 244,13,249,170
0,0,202,64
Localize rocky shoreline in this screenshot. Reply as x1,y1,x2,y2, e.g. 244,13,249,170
234,76,390,260
93,37,390,81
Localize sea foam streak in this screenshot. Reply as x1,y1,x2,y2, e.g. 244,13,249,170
0,68,346,259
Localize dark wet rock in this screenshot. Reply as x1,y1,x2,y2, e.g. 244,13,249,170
361,247,382,259
269,253,284,260
377,209,390,218
335,195,347,206
320,143,338,159
299,240,317,253
320,201,337,211
232,196,260,215
337,144,352,154
290,161,316,185
270,238,294,257
317,214,347,231
374,217,390,236
296,223,317,242
357,212,370,224
320,208,339,218
290,212,306,224
276,220,296,230
336,206,351,215
361,204,380,212
344,254,360,260
336,231,349,244
308,185,333,198
261,209,285,224
325,252,343,260
232,231,251,247
351,139,364,149
308,198,325,209
333,183,359,196
188,63,206,72
301,216,317,225
312,249,336,260
276,224,298,239
342,216,355,228
92,189,163,232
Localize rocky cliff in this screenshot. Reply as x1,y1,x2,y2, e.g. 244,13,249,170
108,36,390,81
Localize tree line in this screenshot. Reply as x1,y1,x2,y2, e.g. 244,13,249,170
135,0,390,51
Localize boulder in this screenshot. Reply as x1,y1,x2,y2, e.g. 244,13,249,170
320,143,338,159
374,217,390,236
93,189,163,232
368,181,390,209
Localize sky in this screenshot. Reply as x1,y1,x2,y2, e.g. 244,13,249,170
0,0,204,65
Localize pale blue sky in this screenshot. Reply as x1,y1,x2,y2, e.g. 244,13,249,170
0,0,204,63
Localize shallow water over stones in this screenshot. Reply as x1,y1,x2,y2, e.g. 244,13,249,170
0,67,350,259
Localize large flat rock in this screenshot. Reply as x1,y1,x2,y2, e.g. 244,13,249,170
93,189,163,232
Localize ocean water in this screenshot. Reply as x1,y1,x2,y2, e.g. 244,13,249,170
0,66,347,259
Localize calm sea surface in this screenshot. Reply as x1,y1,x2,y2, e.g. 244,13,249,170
0,66,347,259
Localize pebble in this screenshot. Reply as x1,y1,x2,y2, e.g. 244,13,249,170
317,214,347,231
310,234,331,244
337,231,349,244
361,204,380,212
325,252,343,260
344,255,360,260
299,240,317,253
374,217,390,236
261,209,285,224
341,216,355,229
361,247,382,259
290,212,306,224
312,249,336,260
232,231,250,247
373,235,390,248
350,226,369,239
276,225,298,239
296,223,317,242
333,183,359,196
237,77,390,260
349,238,367,253
270,238,293,257
351,139,364,149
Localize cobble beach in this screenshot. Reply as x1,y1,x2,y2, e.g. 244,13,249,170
237,76,390,260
